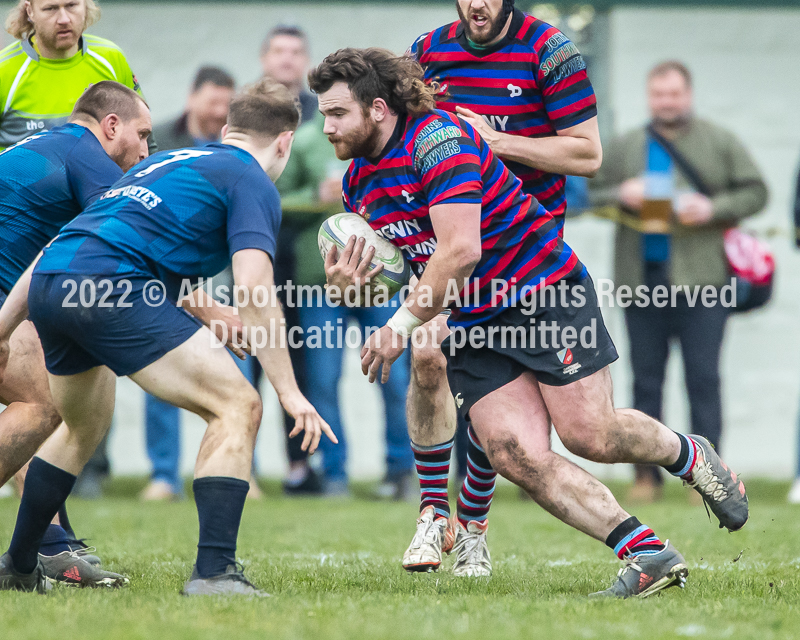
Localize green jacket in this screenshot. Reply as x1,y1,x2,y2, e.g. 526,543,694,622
275,113,347,286
590,118,768,289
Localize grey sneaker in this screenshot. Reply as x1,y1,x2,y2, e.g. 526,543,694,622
65,539,101,566
450,519,492,577
39,552,128,588
372,472,416,502
589,541,688,599
686,436,749,531
0,552,51,594
182,564,270,597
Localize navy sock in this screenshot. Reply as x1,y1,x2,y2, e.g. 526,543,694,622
8,457,76,573
193,477,249,578
606,516,665,559
663,432,697,478
57,505,76,539
38,524,71,556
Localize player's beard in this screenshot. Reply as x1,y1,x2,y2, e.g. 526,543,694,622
328,116,383,161
456,2,508,45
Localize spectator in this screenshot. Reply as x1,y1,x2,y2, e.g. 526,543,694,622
260,25,322,494
141,66,256,501
279,113,414,498
591,60,767,502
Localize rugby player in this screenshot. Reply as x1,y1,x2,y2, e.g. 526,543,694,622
310,48,748,598
1,0,151,151
0,78,334,595
0,81,150,587
398,0,603,575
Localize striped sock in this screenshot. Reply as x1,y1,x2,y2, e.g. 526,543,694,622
664,432,699,480
412,438,453,519
606,516,665,559
456,426,496,529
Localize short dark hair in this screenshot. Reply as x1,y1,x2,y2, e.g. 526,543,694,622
260,25,309,57
648,60,692,88
227,77,300,140
192,66,235,93
71,81,148,124
308,47,439,117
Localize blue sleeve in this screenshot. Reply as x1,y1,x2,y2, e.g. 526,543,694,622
226,163,281,260
65,138,123,209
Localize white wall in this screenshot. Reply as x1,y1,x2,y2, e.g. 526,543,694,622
1,3,796,479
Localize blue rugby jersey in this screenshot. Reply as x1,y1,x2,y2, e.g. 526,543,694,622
0,122,122,293
410,9,597,233
36,144,282,302
342,109,585,328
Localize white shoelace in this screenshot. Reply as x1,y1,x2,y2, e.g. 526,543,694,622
685,457,726,502
453,529,489,569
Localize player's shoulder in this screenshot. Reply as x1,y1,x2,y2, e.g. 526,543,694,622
408,110,465,144
409,20,460,56
512,13,574,55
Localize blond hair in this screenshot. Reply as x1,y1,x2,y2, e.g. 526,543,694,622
5,0,101,41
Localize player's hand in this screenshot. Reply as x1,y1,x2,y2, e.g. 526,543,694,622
360,324,406,384
618,178,645,210
676,192,714,226
324,235,384,306
455,106,501,149
282,391,338,454
207,304,251,359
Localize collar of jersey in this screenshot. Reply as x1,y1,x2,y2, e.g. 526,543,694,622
456,8,525,58
364,115,407,165
23,36,88,67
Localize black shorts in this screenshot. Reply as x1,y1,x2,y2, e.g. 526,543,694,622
442,275,618,421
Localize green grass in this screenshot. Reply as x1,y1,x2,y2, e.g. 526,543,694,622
1,479,799,640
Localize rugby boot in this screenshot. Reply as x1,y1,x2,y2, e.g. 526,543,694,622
589,541,688,599
685,436,749,531
39,551,128,588
450,518,492,577
65,538,101,566
402,505,453,572
0,552,51,594
182,563,269,597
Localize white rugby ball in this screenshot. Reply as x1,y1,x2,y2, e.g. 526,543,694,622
318,212,411,299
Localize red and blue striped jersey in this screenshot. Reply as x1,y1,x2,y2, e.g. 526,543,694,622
342,110,585,328
409,9,597,234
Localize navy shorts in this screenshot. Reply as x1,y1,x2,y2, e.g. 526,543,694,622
28,273,203,377
442,275,619,421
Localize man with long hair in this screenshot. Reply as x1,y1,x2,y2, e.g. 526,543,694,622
398,0,602,576
310,48,748,598
0,0,148,150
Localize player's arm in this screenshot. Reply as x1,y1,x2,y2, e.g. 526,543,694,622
459,109,602,177
456,108,602,178
232,248,337,453
360,202,482,384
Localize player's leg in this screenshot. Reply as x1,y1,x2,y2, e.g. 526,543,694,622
542,366,748,531
128,327,267,597
470,371,687,598
0,320,62,487
0,319,97,564
1,365,128,591
402,313,458,572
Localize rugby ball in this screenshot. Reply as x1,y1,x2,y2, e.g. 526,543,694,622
318,212,411,299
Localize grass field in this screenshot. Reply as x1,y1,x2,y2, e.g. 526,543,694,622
0,478,798,640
